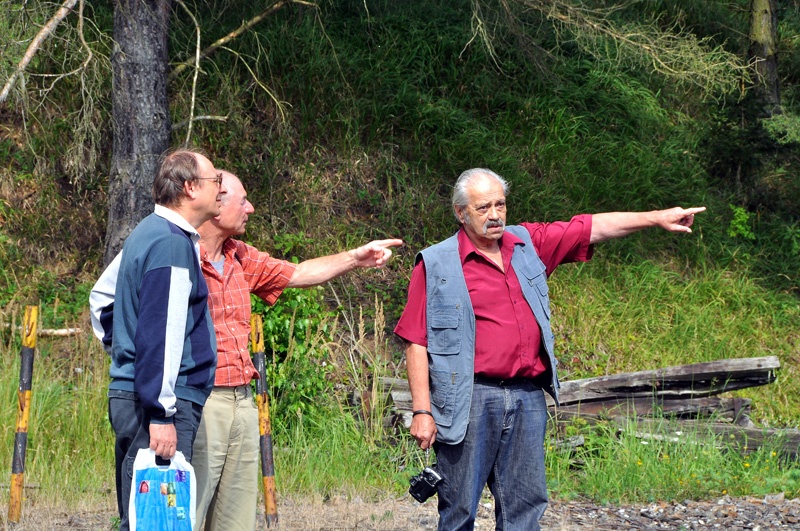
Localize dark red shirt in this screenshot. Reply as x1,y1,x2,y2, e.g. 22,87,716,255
394,215,593,379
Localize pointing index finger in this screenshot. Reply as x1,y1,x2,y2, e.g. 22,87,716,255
372,239,404,248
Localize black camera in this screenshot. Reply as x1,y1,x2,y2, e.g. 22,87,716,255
408,464,443,503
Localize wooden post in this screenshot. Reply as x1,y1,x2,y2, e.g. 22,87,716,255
8,306,38,522
250,314,278,527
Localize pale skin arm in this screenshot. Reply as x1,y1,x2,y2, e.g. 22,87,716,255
287,239,403,288
149,423,177,459
590,207,706,244
406,342,437,450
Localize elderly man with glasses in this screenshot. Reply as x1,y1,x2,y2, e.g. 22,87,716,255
90,148,227,531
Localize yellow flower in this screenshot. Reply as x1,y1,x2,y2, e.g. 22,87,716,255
744,463,750,468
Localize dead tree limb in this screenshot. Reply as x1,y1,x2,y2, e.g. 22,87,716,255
0,0,79,103
173,114,228,129
175,0,201,147
168,0,317,82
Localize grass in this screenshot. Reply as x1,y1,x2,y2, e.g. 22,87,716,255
0,332,115,509
2,309,799,520
546,417,800,504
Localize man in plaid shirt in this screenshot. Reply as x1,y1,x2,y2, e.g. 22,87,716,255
193,171,402,531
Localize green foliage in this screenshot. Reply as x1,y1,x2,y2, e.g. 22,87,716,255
0,335,114,507
252,287,335,423
784,223,800,257
763,113,800,145
728,205,756,240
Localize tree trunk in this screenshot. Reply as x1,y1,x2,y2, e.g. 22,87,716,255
748,0,781,116
105,0,173,265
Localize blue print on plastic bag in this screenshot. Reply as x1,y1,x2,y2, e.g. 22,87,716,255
134,465,192,530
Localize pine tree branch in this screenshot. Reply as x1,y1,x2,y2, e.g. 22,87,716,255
0,0,79,103
168,0,317,82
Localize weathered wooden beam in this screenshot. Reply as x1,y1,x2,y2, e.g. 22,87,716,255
552,356,779,406
550,412,800,458
378,356,778,413
623,418,800,458
555,397,753,426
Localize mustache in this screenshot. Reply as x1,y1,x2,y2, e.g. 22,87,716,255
483,219,505,234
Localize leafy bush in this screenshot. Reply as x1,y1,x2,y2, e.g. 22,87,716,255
252,287,335,424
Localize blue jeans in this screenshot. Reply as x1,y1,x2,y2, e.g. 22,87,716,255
434,379,549,531
108,391,203,531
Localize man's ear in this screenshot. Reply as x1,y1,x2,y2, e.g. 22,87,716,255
454,206,465,224
183,179,198,200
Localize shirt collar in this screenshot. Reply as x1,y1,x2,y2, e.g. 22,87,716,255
154,204,200,244
456,225,524,264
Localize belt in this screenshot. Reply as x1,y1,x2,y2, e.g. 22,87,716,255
473,374,530,386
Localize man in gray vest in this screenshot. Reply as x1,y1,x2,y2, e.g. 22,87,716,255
394,168,705,530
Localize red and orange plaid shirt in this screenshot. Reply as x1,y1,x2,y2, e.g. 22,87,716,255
200,238,297,387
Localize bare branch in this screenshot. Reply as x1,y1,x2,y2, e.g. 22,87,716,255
173,114,229,130
503,0,748,96
168,0,317,82
0,0,79,103
221,46,289,122
176,0,202,147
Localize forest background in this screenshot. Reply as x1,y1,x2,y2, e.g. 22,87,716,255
1,0,800,526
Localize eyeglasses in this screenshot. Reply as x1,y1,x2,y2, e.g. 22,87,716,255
196,173,223,186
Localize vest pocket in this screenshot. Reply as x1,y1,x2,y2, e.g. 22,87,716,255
427,305,461,355
429,368,456,427
520,270,552,320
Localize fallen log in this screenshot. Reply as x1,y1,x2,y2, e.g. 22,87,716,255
550,411,800,458
379,356,777,418
555,396,754,427
552,356,779,407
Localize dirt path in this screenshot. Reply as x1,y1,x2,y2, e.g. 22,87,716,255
2,493,799,530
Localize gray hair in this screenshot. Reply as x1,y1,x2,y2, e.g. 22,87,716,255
451,168,509,222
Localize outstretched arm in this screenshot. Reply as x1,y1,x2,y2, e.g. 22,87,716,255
287,238,403,288
590,207,706,244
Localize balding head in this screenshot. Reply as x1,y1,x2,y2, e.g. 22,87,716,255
214,171,254,237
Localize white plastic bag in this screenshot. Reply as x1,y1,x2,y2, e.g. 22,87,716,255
129,449,196,531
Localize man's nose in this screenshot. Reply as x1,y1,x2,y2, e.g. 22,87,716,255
245,200,254,214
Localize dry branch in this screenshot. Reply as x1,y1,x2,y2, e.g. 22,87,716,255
168,0,317,82
176,0,202,147
502,0,747,95
1,323,83,336
173,115,229,130
0,0,79,103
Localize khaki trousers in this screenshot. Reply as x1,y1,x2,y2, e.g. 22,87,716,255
193,385,260,531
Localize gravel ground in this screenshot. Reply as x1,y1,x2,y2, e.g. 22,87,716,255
2,492,799,530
